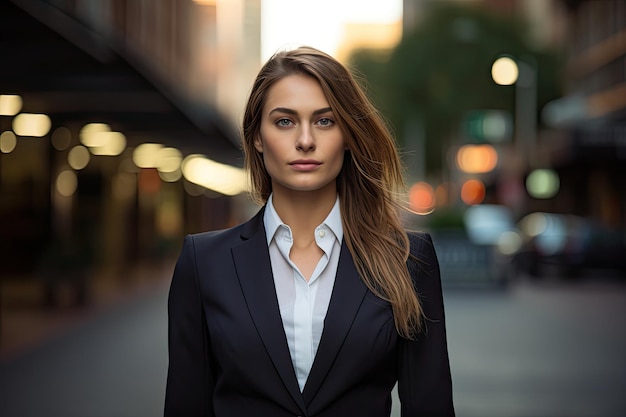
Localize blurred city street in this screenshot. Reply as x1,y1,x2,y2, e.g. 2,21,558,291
1,1,626,417
1,270,625,417
444,276,626,417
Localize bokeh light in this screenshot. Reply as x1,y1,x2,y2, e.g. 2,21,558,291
13,113,52,137
526,169,559,199
0,94,23,116
497,231,523,255
0,131,17,153
519,212,568,255
133,145,184,174
89,131,127,156
56,170,78,197
181,154,247,196
156,147,183,173
456,144,498,173
80,123,111,147
519,211,548,237
409,181,436,215
491,56,519,85
68,145,90,170
133,143,164,168
460,179,486,205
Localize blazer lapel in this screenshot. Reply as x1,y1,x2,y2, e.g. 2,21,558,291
231,209,307,413
302,241,368,404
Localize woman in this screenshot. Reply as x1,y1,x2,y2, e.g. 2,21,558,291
165,46,454,417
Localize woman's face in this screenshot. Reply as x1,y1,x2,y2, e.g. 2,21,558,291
255,73,346,198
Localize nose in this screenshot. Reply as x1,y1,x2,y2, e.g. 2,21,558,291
295,126,315,151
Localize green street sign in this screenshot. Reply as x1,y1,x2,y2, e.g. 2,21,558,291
463,110,512,143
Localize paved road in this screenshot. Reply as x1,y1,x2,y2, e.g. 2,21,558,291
442,279,626,417
0,284,169,417
1,277,625,417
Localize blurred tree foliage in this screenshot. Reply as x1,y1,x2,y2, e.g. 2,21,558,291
348,2,564,176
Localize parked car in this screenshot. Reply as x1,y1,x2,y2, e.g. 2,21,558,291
513,212,626,279
431,204,520,287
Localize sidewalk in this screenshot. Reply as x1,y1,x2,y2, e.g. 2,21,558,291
0,260,175,362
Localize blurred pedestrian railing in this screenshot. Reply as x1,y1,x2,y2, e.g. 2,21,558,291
431,230,507,287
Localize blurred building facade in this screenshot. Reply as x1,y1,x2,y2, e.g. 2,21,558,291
544,0,626,229
0,0,261,279
335,21,403,63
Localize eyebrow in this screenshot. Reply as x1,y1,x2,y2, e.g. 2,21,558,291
268,107,333,117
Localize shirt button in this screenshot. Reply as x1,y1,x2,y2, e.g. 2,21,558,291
318,229,325,238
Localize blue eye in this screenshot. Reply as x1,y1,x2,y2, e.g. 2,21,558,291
317,118,334,126
276,118,293,127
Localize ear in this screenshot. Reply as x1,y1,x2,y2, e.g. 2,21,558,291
253,135,263,153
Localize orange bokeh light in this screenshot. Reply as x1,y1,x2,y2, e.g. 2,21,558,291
409,182,436,215
461,179,486,205
456,144,498,173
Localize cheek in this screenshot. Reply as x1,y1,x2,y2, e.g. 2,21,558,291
258,142,285,176
331,140,347,166
259,140,280,161
257,126,284,157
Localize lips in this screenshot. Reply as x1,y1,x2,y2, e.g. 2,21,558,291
289,159,322,171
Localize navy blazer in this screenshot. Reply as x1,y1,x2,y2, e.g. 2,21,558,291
164,208,454,417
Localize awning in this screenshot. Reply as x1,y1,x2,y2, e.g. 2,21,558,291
0,0,243,166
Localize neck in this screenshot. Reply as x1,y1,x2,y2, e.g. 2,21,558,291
271,185,337,240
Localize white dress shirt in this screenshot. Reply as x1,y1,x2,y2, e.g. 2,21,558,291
263,195,343,392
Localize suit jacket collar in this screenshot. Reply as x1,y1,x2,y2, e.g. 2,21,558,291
232,208,306,412
302,241,368,404
232,207,368,409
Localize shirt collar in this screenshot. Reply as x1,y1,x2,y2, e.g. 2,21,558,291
263,194,343,244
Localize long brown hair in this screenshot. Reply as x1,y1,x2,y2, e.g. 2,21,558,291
242,46,422,339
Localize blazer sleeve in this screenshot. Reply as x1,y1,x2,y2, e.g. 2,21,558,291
164,235,215,417
398,232,455,416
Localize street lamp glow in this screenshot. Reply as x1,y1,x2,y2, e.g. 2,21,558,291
133,143,164,168
89,131,127,156
13,113,52,137
80,123,110,147
182,154,247,196
0,94,23,116
491,56,519,86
